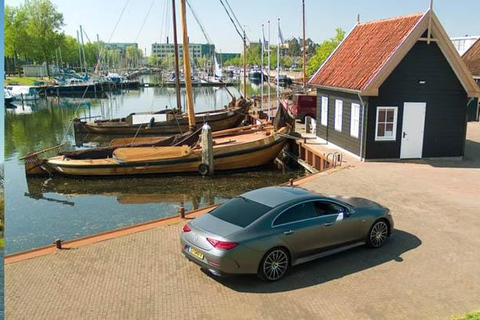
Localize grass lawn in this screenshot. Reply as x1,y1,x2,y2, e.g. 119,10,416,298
0,238,3,248
5,76,48,86
454,311,480,320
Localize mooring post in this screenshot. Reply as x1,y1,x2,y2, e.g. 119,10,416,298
305,116,311,133
201,123,214,176
179,204,185,219
54,238,62,250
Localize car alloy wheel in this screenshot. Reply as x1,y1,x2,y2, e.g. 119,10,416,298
369,220,388,248
261,249,289,281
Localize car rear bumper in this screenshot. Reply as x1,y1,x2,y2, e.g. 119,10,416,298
181,248,230,277
180,234,258,275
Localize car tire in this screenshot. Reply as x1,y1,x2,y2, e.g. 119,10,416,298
366,220,389,248
258,248,289,282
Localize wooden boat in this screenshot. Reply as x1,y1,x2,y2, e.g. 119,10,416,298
24,115,292,177
73,96,251,136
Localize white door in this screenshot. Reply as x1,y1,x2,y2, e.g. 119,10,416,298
400,102,426,159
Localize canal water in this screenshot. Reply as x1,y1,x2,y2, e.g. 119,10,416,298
5,78,297,254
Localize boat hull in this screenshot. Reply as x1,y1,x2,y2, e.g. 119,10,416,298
44,132,287,177
73,104,250,135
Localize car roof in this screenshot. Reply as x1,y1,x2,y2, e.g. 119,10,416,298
241,186,313,208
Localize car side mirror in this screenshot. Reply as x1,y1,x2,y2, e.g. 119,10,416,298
344,208,353,217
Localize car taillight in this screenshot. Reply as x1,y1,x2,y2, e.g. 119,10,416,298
207,238,238,250
183,224,191,232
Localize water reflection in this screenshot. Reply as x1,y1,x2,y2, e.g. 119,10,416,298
25,171,287,209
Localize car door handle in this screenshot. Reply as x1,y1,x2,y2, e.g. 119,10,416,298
283,230,294,235
323,222,333,227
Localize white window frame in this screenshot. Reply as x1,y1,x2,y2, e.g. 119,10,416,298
334,99,343,132
321,96,328,126
350,103,360,138
375,106,398,141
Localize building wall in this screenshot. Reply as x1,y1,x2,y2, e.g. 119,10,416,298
316,89,364,156
365,41,468,159
467,97,479,121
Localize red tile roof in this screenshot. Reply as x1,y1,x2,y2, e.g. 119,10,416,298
309,13,424,90
463,38,480,77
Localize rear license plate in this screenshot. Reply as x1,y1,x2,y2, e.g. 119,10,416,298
187,246,204,260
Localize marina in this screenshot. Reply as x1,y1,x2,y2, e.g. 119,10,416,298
4,83,301,254
3,0,480,319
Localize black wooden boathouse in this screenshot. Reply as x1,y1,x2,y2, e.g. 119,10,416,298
308,10,480,160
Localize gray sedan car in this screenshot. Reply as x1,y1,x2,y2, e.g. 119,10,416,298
181,186,393,281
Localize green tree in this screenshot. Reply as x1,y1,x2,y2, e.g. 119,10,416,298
148,54,160,66
105,49,121,69
224,56,242,67
4,5,31,74
195,55,209,71
306,28,345,76
24,0,65,77
126,46,143,69
58,35,80,70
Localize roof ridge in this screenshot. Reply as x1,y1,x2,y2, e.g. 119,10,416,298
358,12,424,26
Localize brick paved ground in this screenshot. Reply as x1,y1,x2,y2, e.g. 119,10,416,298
6,123,480,320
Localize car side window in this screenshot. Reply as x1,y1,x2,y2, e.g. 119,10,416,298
314,201,346,216
273,202,316,226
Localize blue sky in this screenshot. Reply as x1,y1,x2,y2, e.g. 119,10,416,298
4,0,480,55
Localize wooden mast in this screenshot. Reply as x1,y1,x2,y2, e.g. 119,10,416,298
179,0,196,130
243,30,247,98
302,0,306,91
171,0,182,111
427,0,433,44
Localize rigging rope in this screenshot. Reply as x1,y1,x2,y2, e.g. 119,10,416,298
224,0,249,43
135,0,156,42
218,0,243,41
186,0,212,44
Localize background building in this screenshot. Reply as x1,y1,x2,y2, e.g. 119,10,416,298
151,42,215,60
451,36,479,56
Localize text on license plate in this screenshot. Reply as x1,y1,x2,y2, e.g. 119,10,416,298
188,246,204,260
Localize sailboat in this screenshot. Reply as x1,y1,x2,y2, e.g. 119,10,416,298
23,0,294,178
73,96,250,136
73,1,249,138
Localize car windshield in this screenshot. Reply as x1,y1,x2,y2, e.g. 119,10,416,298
209,197,271,228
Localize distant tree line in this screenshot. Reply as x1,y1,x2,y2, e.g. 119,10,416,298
222,29,345,76
4,0,143,77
